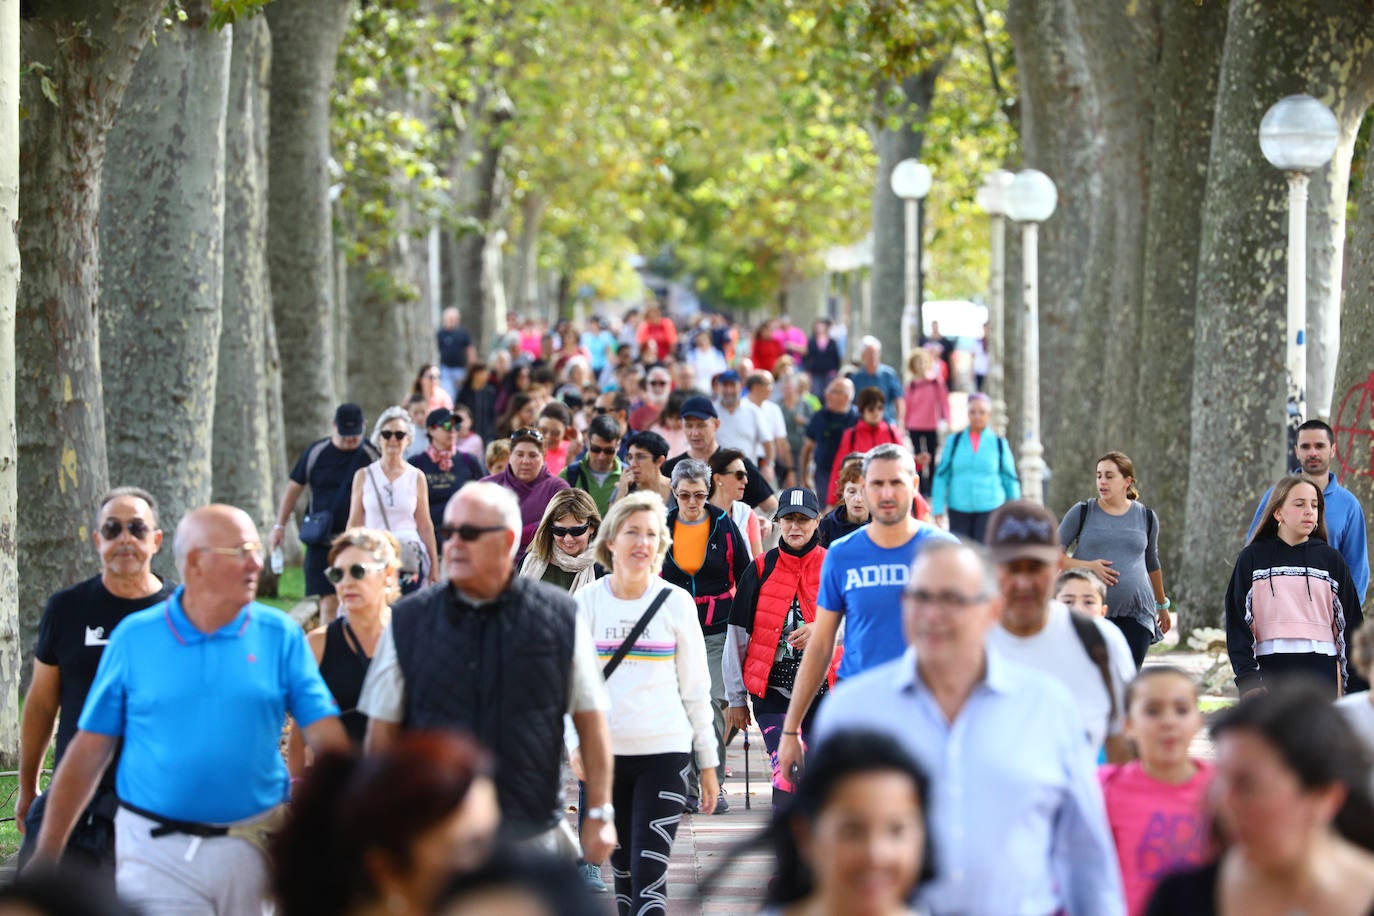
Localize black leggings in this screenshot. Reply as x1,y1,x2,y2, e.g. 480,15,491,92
1109,616,1153,669
1256,651,1341,700
908,430,938,496
610,752,691,916
948,509,992,543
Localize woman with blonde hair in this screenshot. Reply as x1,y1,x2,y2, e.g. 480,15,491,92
288,528,401,774
570,491,718,913
346,407,440,595
904,348,949,496
519,489,605,593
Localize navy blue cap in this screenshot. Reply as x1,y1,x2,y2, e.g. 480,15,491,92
680,396,718,420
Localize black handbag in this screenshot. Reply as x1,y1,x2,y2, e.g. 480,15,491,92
299,510,334,546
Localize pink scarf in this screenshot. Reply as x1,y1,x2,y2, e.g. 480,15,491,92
426,444,455,472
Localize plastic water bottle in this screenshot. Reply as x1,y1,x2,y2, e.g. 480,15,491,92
270,546,285,575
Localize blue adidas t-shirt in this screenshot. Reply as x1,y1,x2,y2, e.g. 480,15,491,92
818,522,956,678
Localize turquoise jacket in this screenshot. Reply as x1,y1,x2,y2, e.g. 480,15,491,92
931,430,1020,515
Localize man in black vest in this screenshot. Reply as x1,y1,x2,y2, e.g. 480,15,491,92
359,482,616,863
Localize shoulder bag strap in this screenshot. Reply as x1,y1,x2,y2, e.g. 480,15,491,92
1067,500,1090,556
602,588,672,680
1069,610,1117,731
365,464,394,533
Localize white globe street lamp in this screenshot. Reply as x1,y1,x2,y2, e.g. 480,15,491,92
1259,94,1338,459
1004,168,1058,505
976,169,1015,437
891,159,933,372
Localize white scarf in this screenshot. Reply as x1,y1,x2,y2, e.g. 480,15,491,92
519,544,599,593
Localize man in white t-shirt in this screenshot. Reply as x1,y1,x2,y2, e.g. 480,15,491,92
984,500,1136,762
746,371,791,484
713,370,771,476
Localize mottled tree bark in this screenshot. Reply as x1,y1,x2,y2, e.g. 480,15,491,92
446,92,512,350
1005,0,1098,508
99,4,231,583
16,2,163,654
508,193,546,320
1332,121,1374,585
215,14,275,541
0,0,21,765
868,67,941,366
264,0,354,463
1133,0,1228,584
1178,0,1374,634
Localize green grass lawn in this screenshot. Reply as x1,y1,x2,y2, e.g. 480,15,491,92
258,565,306,614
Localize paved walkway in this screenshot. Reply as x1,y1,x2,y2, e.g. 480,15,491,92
570,725,776,915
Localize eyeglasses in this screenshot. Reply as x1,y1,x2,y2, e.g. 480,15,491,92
551,522,592,538
628,451,657,463
379,429,408,441
100,518,152,541
674,491,708,503
511,428,544,444
903,589,987,611
198,542,265,563
439,523,508,542
592,407,610,415
326,562,387,584
717,469,747,482
588,445,617,456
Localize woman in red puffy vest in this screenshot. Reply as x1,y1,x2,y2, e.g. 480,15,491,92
722,488,840,810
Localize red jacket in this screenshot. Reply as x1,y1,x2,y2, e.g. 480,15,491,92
828,420,904,504
741,542,840,698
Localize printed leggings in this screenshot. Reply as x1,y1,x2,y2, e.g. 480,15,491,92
611,752,691,916
754,689,823,811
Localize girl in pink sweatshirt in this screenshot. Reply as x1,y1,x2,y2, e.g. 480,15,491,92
1099,666,1213,916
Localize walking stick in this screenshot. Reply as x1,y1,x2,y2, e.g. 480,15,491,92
743,721,752,810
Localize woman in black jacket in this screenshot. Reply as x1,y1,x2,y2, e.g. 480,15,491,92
456,361,499,445
661,458,748,813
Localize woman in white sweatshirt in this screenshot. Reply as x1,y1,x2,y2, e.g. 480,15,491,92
569,490,718,915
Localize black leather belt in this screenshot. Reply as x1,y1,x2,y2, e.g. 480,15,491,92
120,801,230,839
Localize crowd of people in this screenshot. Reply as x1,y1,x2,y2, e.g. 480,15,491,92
9,303,1374,916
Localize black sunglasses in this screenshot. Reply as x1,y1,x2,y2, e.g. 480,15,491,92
551,522,592,538
379,429,407,441
717,469,748,482
588,445,617,456
439,523,508,542
100,518,152,541
592,406,610,415
511,428,544,443
325,562,385,584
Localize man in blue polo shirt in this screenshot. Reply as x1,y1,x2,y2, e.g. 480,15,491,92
774,442,953,779
30,505,348,914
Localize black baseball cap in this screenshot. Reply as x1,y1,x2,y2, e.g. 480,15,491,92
425,407,454,429
334,403,365,436
774,487,821,520
680,396,718,420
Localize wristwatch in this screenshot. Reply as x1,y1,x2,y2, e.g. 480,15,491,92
585,804,616,821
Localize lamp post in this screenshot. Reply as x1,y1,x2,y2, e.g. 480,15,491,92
1004,168,1058,505
1259,94,1338,462
890,159,933,372
976,169,1015,437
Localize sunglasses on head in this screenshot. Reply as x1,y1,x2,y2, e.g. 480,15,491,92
325,562,386,584
511,428,544,443
718,469,748,482
100,518,152,541
551,522,592,538
379,429,408,441
588,445,617,456
439,523,508,542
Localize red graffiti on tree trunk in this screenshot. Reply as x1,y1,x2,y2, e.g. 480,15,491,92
1334,372,1374,479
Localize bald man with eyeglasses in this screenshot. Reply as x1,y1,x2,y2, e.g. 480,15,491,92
360,482,617,865
29,505,348,914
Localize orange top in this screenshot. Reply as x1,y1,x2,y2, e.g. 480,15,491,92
672,517,709,576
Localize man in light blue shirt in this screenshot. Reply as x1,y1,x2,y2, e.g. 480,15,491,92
1246,419,1369,602
30,505,349,914
846,335,905,426
813,540,1125,916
